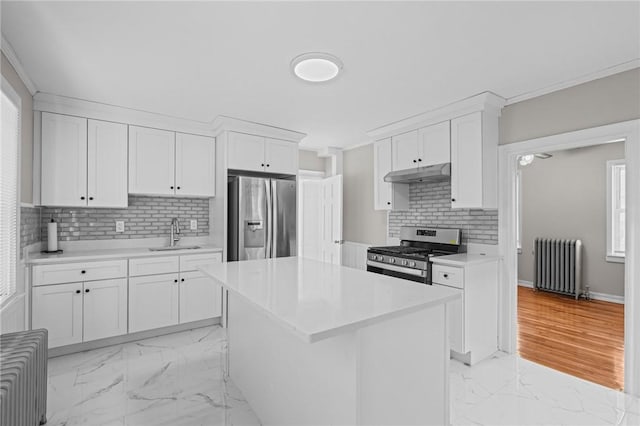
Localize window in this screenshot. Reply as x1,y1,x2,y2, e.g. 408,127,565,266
606,159,625,262
0,78,20,304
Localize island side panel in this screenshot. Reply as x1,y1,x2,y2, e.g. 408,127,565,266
356,304,450,426
227,293,358,425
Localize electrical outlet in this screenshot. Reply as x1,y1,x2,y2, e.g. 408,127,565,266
190,219,197,230
115,221,125,233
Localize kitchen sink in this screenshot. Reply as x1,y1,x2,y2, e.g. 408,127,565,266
148,245,201,251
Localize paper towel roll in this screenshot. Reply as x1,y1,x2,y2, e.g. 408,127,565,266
47,221,58,252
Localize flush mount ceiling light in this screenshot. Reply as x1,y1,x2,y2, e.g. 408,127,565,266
291,52,343,82
519,154,535,166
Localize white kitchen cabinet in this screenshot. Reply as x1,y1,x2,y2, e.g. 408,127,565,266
228,131,298,174
450,111,498,209
175,133,216,197
265,138,299,174
129,256,180,277
32,259,127,287
41,113,88,207
87,120,128,207
83,278,127,341
228,132,266,172
128,126,176,196
32,282,84,348
432,258,498,365
179,271,222,323
418,121,450,166
391,130,419,171
129,273,180,333
373,138,408,211
41,113,128,208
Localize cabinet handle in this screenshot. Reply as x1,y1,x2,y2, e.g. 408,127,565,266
443,274,449,278
451,198,456,202
413,159,417,163
89,196,94,200
181,278,185,282
85,288,90,293
176,186,181,190
170,186,174,190
266,164,270,167
261,163,264,167
81,270,86,274
387,202,391,205
174,279,178,283
80,196,85,200
75,290,81,294
418,158,422,162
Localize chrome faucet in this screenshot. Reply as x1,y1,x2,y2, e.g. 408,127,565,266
170,218,181,247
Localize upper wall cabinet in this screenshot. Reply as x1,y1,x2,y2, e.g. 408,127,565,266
41,112,128,208
129,126,215,197
391,121,450,171
450,111,498,209
228,131,298,175
374,138,409,211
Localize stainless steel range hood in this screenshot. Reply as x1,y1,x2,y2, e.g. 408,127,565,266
383,163,451,184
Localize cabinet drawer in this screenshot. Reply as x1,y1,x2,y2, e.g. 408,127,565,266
129,256,180,277
432,265,464,289
180,253,222,272
32,259,127,286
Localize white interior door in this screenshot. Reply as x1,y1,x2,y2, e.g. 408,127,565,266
321,175,343,265
299,179,323,260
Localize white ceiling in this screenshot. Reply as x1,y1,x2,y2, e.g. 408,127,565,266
2,1,639,149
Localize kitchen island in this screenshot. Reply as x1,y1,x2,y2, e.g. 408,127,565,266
199,257,460,425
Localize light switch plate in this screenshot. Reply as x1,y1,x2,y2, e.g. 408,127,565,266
115,221,125,233
190,220,197,230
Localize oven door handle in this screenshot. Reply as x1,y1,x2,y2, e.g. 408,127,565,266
366,260,427,277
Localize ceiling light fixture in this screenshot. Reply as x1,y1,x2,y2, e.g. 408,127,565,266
291,52,343,83
519,154,535,166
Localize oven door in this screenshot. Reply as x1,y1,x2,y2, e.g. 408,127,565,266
366,260,430,284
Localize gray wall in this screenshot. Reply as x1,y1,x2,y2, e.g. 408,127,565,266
518,142,625,296
343,144,387,245
389,180,498,245
299,149,326,172
500,68,640,144
2,51,34,204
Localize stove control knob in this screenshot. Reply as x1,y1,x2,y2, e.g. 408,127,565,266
409,261,416,267
389,258,396,264
402,260,408,266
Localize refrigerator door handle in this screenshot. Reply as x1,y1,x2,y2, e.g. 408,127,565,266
265,179,272,258
272,180,278,257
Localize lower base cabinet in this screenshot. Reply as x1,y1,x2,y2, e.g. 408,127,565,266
32,278,127,348
179,271,222,323
129,273,180,333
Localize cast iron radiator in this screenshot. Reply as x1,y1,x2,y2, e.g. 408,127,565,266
0,329,48,426
533,238,583,299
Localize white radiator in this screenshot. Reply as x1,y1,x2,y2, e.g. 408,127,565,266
0,329,48,426
534,238,583,299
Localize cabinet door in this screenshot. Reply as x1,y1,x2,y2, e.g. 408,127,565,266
32,282,83,348
179,271,222,323
129,273,179,333
264,138,298,175
227,132,265,172
451,112,483,209
87,120,128,207
418,121,450,167
83,278,127,341
129,126,175,195
391,130,419,171
175,133,216,197
374,139,392,210
41,112,88,207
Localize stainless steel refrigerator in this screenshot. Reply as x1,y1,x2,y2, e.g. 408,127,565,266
228,175,297,261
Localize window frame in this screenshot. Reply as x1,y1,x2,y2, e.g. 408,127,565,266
606,159,625,263
0,76,22,307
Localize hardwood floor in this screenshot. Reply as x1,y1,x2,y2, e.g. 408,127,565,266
517,286,624,390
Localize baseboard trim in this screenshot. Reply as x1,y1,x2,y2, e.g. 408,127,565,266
518,281,624,304
48,317,220,358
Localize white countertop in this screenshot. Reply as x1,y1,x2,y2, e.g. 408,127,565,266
25,245,223,264
199,256,460,343
431,253,499,267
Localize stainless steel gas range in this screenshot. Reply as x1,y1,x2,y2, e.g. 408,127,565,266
367,227,462,284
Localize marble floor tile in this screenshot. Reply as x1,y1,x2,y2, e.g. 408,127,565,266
47,326,640,426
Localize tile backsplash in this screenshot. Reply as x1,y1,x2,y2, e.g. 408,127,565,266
388,180,498,245
40,196,209,243
20,206,42,254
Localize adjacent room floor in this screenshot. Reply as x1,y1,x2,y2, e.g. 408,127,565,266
517,286,625,390
46,325,639,426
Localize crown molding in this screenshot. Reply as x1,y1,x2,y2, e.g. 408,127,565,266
366,91,506,141
212,115,306,143
505,59,640,106
1,35,37,95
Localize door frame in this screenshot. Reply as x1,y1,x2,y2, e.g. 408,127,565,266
497,119,640,396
